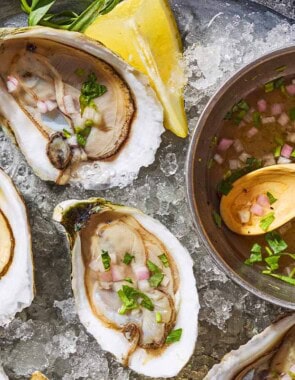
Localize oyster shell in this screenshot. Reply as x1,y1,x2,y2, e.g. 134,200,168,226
205,314,295,380
53,198,199,378
0,366,8,380
0,168,34,325
0,27,164,189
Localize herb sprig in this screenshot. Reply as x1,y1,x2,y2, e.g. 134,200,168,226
20,0,122,32
245,231,295,286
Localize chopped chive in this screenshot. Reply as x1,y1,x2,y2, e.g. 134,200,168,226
259,212,275,232
207,158,214,169
147,260,164,288
265,246,273,256
124,278,133,284
84,119,94,128
265,231,288,254
252,111,261,128
165,328,182,344
274,145,282,158
223,170,232,180
264,272,295,285
63,129,71,138
211,136,218,145
266,192,277,205
244,243,262,265
289,267,295,278
224,111,232,120
237,99,250,111
123,252,135,265
275,65,287,73
156,312,162,323
158,253,169,268
289,107,295,121
275,136,284,145
212,211,222,228
232,104,239,113
274,77,285,89
101,250,111,271
265,255,280,271
291,150,295,158
264,81,274,93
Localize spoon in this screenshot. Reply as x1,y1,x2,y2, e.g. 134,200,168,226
220,164,295,235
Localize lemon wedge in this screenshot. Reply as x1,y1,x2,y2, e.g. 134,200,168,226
85,0,188,138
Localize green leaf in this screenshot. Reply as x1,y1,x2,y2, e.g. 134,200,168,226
76,126,92,147
264,272,295,285
274,145,282,158
123,277,133,284
158,253,169,268
80,73,107,113
149,272,164,288
259,212,275,232
265,255,280,271
28,0,56,26
265,231,287,254
123,252,135,265
117,285,154,314
244,243,262,265
101,250,111,271
264,81,274,93
166,328,182,344
156,312,162,323
147,260,164,288
275,65,287,73
252,111,261,128
212,211,222,228
266,192,277,205
237,99,250,111
62,129,71,138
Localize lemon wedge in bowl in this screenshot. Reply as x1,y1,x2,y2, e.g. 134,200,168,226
85,0,188,138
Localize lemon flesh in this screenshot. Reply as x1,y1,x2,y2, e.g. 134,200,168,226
85,0,188,138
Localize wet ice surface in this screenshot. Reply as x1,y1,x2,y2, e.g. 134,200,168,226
0,0,294,379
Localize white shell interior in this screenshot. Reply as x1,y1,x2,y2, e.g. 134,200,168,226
0,168,34,326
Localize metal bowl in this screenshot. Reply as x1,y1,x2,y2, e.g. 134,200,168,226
186,46,295,309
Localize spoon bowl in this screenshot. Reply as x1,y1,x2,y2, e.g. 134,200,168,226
220,164,295,235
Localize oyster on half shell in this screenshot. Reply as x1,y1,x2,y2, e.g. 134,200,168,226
53,198,199,378
0,27,164,189
0,168,34,326
205,314,295,380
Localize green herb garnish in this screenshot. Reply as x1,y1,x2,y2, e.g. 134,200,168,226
266,192,277,205
274,145,282,158
264,272,295,285
245,243,262,265
76,126,92,147
165,328,182,344
117,285,154,315
212,211,222,228
289,107,295,121
217,157,262,196
80,73,107,113
237,99,250,111
158,253,169,268
264,81,274,93
265,231,287,254
292,150,295,158
275,65,287,73
147,260,164,288
207,158,214,169
265,255,280,271
20,0,122,31
62,129,71,138
123,252,135,265
156,312,162,323
124,278,133,284
75,68,86,77
252,111,261,127
259,212,275,232
101,250,111,271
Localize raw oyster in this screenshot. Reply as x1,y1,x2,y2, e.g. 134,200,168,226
205,314,295,380
0,168,34,325
53,198,199,378
0,27,164,189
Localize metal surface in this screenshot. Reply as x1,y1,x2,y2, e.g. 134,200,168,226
186,46,295,309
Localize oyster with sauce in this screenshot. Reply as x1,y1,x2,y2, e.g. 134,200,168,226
0,27,164,189
205,314,295,380
0,168,34,325
53,198,199,377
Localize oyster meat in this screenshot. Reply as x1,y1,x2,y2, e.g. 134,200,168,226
0,168,34,326
0,27,164,189
53,198,199,378
205,314,295,380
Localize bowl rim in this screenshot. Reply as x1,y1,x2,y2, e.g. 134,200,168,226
185,44,295,310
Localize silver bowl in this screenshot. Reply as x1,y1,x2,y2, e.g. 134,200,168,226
186,46,295,309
